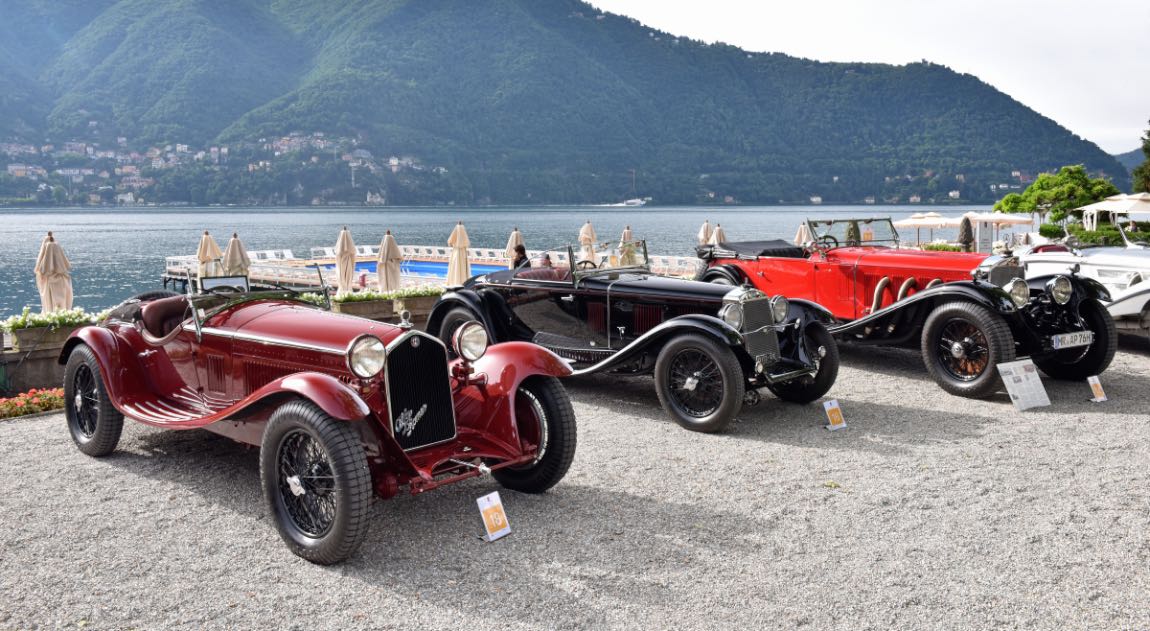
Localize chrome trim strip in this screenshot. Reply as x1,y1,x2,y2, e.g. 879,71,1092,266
382,329,458,452
183,325,345,355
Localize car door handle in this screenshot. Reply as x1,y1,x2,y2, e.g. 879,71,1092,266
560,295,575,303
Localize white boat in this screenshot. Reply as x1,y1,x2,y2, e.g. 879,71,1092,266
596,197,649,207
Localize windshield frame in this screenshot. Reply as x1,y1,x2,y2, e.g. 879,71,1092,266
805,217,901,250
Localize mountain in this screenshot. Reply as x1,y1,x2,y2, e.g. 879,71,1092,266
0,0,1130,204
1114,148,1144,174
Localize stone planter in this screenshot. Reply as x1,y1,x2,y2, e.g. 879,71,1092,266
332,300,395,322
394,295,438,317
9,325,80,351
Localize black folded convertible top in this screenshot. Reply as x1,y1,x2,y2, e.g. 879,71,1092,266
716,240,806,259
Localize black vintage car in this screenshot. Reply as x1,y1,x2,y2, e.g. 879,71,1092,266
426,242,840,433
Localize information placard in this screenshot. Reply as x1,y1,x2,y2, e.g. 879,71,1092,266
823,399,847,431
1087,375,1107,402
997,359,1050,411
477,491,511,542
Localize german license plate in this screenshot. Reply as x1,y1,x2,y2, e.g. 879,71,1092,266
1050,331,1094,350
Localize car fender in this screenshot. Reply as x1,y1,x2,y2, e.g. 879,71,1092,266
1026,273,1111,303
466,341,573,396
829,281,1015,341
700,264,748,286
58,326,146,412
426,289,500,341
786,298,835,327
236,372,371,422
571,314,743,376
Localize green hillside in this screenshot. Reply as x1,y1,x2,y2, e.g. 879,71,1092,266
0,0,1130,204
1114,148,1143,174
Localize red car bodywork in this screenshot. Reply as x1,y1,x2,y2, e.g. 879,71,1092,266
61,296,571,498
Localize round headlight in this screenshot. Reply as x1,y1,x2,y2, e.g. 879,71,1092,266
770,296,789,322
719,303,744,330
1004,278,1030,309
348,335,386,379
453,321,489,362
1049,275,1073,305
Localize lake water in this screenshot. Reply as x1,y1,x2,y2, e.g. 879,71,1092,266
1,204,989,315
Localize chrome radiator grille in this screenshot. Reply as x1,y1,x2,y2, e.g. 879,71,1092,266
741,297,780,364
988,265,1025,287
385,332,457,451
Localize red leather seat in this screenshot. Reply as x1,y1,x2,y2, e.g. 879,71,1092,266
1031,244,1070,253
140,296,189,338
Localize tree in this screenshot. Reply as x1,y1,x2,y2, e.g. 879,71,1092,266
958,217,974,252
993,164,1119,223
1133,120,1150,193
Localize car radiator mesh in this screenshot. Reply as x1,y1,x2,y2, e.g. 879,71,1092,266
741,298,780,362
385,333,457,451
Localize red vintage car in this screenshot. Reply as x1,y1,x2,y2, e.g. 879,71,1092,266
698,218,1116,398
59,283,577,564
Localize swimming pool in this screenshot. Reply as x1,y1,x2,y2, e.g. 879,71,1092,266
318,260,507,277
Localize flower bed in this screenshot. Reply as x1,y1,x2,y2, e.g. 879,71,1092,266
2,307,104,351
0,387,66,420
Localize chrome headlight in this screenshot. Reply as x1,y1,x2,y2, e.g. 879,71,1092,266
1048,275,1073,305
1004,278,1030,309
347,335,386,379
770,296,789,322
452,321,489,362
719,303,744,330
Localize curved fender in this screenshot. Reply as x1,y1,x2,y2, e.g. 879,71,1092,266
58,326,145,413
701,264,747,286
466,341,573,396
570,314,743,376
426,289,499,341
239,372,370,422
1027,273,1111,303
787,298,835,326
830,281,1016,338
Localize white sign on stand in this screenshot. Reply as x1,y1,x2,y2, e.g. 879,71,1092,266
1087,375,1108,402
823,399,847,431
997,359,1050,411
477,491,511,542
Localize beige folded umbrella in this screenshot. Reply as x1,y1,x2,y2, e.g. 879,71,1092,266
221,232,251,276
793,222,814,246
619,225,638,266
377,230,402,292
196,230,223,280
579,220,597,262
697,220,713,245
334,226,357,296
708,223,727,245
446,221,471,286
35,232,73,312
504,227,524,269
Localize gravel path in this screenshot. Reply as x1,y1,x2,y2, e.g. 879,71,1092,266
3,339,1150,630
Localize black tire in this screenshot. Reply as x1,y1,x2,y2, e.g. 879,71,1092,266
766,322,839,404
435,307,482,358
130,290,180,302
63,344,124,457
921,301,1016,398
260,400,372,565
492,376,577,493
654,334,744,432
703,272,736,286
1032,299,1117,381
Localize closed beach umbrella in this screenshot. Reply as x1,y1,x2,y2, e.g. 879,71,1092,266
446,221,471,286
377,230,402,292
793,222,814,246
579,220,597,262
221,232,251,276
708,223,727,245
196,230,223,280
697,220,713,245
619,225,638,266
334,226,357,296
35,232,72,312
504,227,524,269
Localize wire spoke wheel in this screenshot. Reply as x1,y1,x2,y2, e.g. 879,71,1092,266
936,318,990,381
277,430,337,539
668,348,725,417
72,364,100,437
511,388,549,469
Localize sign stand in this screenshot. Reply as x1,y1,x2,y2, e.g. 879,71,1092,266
823,399,847,431
997,359,1050,411
477,491,511,542
1087,375,1108,402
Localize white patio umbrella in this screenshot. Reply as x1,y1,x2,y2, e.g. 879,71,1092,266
697,220,713,245
221,232,251,276
446,221,471,286
893,213,940,244
196,230,223,280
34,232,72,312
619,225,638,266
708,223,727,245
1077,193,1150,230
793,222,815,246
964,211,1032,240
377,230,402,292
504,227,524,269
579,220,597,262
334,226,357,296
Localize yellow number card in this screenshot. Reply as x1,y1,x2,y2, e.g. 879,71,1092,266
477,491,511,542
1087,375,1107,402
823,399,846,431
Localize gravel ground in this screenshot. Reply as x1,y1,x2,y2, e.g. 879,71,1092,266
3,338,1150,630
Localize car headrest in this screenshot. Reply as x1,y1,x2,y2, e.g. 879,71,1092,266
140,296,190,339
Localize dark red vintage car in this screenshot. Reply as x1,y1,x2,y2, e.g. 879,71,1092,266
60,284,577,564
698,218,1116,398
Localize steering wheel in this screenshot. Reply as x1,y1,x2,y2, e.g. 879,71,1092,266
576,260,598,271
206,285,244,295
816,234,839,248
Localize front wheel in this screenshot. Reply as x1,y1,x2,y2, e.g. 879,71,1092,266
766,322,839,404
64,344,123,457
921,302,1016,398
492,377,577,493
260,400,373,565
1032,299,1117,380
654,334,744,433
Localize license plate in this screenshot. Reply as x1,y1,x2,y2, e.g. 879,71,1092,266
1050,331,1094,350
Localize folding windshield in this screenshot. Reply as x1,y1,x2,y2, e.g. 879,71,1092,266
806,218,900,247
512,240,650,283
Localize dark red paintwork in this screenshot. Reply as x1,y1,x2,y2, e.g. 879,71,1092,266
61,296,571,498
708,245,988,320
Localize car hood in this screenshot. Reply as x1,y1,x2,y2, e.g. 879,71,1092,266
208,300,405,352
829,246,989,275
581,272,734,301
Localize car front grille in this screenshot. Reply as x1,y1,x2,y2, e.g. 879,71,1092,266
384,331,457,451
740,296,780,364
988,265,1025,287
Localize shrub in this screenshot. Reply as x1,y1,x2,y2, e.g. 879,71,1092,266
0,387,66,419
1,307,101,332
922,243,962,252
332,285,445,303
1038,223,1065,239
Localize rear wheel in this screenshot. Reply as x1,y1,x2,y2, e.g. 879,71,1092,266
260,400,372,565
654,334,744,433
492,377,577,493
1032,299,1116,380
63,344,123,457
703,271,736,286
767,322,839,404
921,302,1015,398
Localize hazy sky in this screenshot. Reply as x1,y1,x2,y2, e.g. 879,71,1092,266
586,0,1148,154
